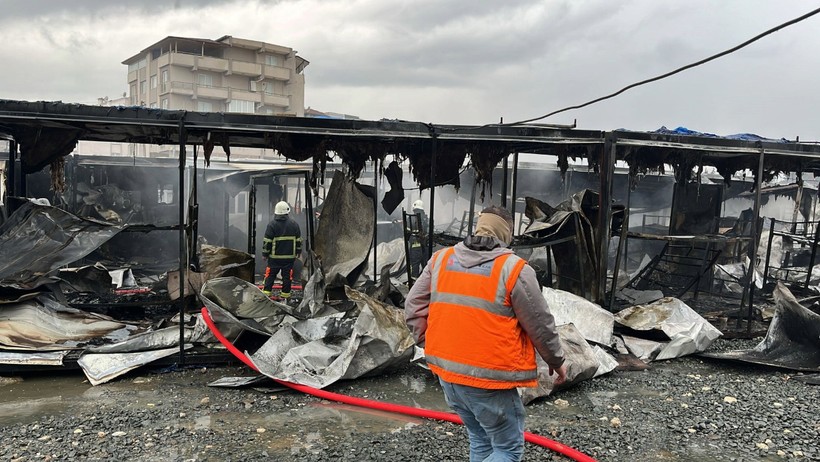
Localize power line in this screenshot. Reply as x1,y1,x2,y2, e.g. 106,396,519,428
501,6,820,127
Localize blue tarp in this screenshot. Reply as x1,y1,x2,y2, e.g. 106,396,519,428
650,126,790,143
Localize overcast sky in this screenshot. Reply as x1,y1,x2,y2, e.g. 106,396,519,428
1,0,818,140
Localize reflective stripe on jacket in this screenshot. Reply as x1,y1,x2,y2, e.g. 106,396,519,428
262,216,302,259
424,247,536,389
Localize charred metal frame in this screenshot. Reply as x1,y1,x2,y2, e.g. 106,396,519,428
2,99,820,344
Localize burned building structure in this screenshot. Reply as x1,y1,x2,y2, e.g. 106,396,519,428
1,99,820,376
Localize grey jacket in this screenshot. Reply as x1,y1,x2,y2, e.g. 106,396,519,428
404,237,565,369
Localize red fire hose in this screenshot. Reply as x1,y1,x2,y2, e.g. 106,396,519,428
201,307,597,462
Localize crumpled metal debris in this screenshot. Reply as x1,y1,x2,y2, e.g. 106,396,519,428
0,202,121,290
543,287,614,346
78,345,191,386
520,323,615,404
614,297,722,361
0,296,128,350
205,277,414,389
702,282,820,372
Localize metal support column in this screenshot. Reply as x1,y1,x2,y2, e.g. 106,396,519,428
467,169,477,236
5,140,16,210
608,172,632,309
501,156,509,208
427,130,437,260
373,163,379,284
596,134,616,305
177,121,188,365
740,145,765,333
304,171,315,253
510,152,519,222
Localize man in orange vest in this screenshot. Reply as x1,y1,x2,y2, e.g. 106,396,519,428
405,205,566,462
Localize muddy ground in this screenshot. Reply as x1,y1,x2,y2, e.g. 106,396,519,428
1,338,818,462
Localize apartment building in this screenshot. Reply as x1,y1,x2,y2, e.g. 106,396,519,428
123,35,308,117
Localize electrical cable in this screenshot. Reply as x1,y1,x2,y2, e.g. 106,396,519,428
200,306,598,462
488,6,820,128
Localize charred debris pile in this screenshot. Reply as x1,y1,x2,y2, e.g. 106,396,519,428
0,100,819,388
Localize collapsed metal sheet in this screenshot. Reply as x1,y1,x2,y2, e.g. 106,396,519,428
363,237,407,280
0,296,129,351
84,315,211,353
0,202,121,290
520,323,606,405
0,350,69,366
78,345,191,386
614,297,722,361
702,283,820,372
313,170,375,286
249,287,414,389
542,287,614,345
200,276,295,334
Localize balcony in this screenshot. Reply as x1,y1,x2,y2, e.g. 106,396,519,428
229,88,262,103
261,65,291,81
197,84,229,100
229,60,262,77
168,81,194,96
262,93,290,108
194,56,229,73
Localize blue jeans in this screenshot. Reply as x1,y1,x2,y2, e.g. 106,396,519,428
439,378,526,462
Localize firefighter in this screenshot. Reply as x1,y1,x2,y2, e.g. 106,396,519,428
408,199,429,278
262,201,302,300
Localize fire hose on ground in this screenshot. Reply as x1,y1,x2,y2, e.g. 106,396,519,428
200,307,597,462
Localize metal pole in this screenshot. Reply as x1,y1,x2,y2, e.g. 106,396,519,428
763,218,776,288
597,134,616,305
373,163,379,284
501,156,509,208
740,146,765,333
177,120,188,365
427,132,437,260
304,171,315,253
467,169,477,236
248,180,256,254
805,218,820,288
5,140,15,210
510,152,519,220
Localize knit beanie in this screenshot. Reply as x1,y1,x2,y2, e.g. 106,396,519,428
474,206,514,245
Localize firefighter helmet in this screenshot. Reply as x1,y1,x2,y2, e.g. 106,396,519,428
412,200,424,211
274,201,291,215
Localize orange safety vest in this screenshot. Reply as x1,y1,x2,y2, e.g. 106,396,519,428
425,247,537,389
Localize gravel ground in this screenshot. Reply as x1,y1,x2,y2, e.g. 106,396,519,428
1,338,818,461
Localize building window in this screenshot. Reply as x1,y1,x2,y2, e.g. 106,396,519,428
231,191,248,214
197,100,213,112
150,75,157,89
161,69,169,82
264,55,280,67
249,80,257,92
130,84,137,104
158,184,174,204
128,58,147,73
227,99,255,114
161,98,169,109
140,80,147,95
198,73,213,87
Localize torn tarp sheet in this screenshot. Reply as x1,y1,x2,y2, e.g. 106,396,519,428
614,297,722,361
0,350,69,366
542,287,614,346
0,202,121,290
702,283,820,372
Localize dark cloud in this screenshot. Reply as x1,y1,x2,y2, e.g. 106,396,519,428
0,0,233,24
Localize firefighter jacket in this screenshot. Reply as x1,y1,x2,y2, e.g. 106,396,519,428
404,236,565,389
262,215,302,260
